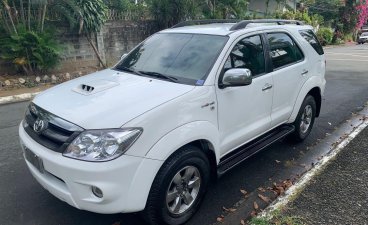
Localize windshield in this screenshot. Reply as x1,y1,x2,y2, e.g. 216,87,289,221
362,32,368,36
114,33,229,85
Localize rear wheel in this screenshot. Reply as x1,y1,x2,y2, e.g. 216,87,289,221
143,145,210,225
290,95,316,142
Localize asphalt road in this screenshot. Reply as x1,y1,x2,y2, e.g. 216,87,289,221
1,44,368,225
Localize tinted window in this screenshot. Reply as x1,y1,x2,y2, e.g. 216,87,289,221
267,33,304,69
115,33,228,85
299,29,324,55
224,35,265,76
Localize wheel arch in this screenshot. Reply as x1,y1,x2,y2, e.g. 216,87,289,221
288,76,325,123
183,139,218,181
307,87,322,117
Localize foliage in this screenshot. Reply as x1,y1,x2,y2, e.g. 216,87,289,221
343,33,354,42
303,0,342,24
147,0,250,28
249,210,306,225
147,0,202,28
46,0,108,67
0,0,63,74
355,0,368,29
0,27,61,73
104,0,132,11
274,9,323,28
316,27,333,46
340,0,358,34
207,0,249,19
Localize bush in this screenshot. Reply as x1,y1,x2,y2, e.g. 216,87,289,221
0,29,61,74
317,27,334,46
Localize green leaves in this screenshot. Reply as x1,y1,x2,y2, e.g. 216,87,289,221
0,29,61,74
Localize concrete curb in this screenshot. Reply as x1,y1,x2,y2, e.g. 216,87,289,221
0,92,40,105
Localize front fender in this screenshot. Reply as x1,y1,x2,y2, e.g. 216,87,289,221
145,121,220,163
287,76,326,123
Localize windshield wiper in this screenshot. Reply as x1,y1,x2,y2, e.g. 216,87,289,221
138,71,178,83
116,66,143,76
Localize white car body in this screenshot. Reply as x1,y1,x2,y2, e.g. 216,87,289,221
358,32,368,43
19,22,326,215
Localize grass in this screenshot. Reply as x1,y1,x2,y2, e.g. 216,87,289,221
249,210,306,225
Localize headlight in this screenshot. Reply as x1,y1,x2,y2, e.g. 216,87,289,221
63,128,142,162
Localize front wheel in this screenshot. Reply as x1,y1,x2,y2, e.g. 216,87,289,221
143,146,210,225
290,95,316,142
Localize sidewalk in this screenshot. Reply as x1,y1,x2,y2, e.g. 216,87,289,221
278,126,368,224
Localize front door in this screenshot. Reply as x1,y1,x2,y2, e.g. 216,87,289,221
216,34,274,157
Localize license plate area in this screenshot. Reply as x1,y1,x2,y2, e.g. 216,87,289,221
24,146,44,174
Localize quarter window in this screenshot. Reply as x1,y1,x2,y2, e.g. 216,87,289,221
267,33,304,69
299,29,324,55
224,35,265,76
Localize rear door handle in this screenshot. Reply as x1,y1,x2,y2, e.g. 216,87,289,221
301,70,309,76
262,83,273,91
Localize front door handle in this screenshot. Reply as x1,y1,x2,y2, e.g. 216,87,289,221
262,83,273,91
301,70,309,76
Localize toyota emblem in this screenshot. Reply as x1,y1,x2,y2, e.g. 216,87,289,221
33,119,47,133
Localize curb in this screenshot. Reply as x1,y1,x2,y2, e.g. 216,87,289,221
0,92,40,105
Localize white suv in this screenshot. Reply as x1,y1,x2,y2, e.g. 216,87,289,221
19,20,326,225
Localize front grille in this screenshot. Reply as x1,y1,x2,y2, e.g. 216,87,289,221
23,103,84,153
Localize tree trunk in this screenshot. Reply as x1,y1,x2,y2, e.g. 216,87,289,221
11,0,19,25
27,0,31,31
2,0,18,34
37,4,42,31
85,33,107,68
20,0,25,24
40,1,47,32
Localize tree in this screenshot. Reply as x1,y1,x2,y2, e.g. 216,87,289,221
52,0,108,68
0,0,61,74
302,0,342,24
213,0,249,19
356,0,368,29
147,0,201,28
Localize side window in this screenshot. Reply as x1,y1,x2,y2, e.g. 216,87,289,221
299,29,324,55
267,33,304,69
224,35,265,76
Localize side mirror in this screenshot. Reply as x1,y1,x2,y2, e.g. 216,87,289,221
220,68,252,89
120,53,128,60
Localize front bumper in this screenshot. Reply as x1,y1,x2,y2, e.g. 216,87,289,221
19,124,163,214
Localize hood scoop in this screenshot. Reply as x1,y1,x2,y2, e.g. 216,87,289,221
73,79,119,95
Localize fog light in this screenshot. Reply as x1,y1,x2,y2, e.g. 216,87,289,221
92,186,103,198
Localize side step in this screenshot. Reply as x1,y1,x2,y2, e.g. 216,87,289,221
217,125,295,176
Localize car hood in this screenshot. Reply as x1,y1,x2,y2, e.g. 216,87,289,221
33,69,195,129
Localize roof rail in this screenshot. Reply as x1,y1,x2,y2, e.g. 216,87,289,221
172,19,241,28
230,19,304,31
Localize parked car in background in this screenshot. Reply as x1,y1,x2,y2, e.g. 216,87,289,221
357,32,368,44
19,19,326,225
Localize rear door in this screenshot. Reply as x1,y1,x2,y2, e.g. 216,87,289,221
266,31,309,128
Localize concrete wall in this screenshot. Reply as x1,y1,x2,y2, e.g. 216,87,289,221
102,20,158,65
0,20,159,74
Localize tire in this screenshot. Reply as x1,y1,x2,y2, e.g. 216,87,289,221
143,145,210,225
290,95,316,142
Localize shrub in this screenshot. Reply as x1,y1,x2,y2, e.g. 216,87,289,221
317,27,334,46
0,29,61,74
